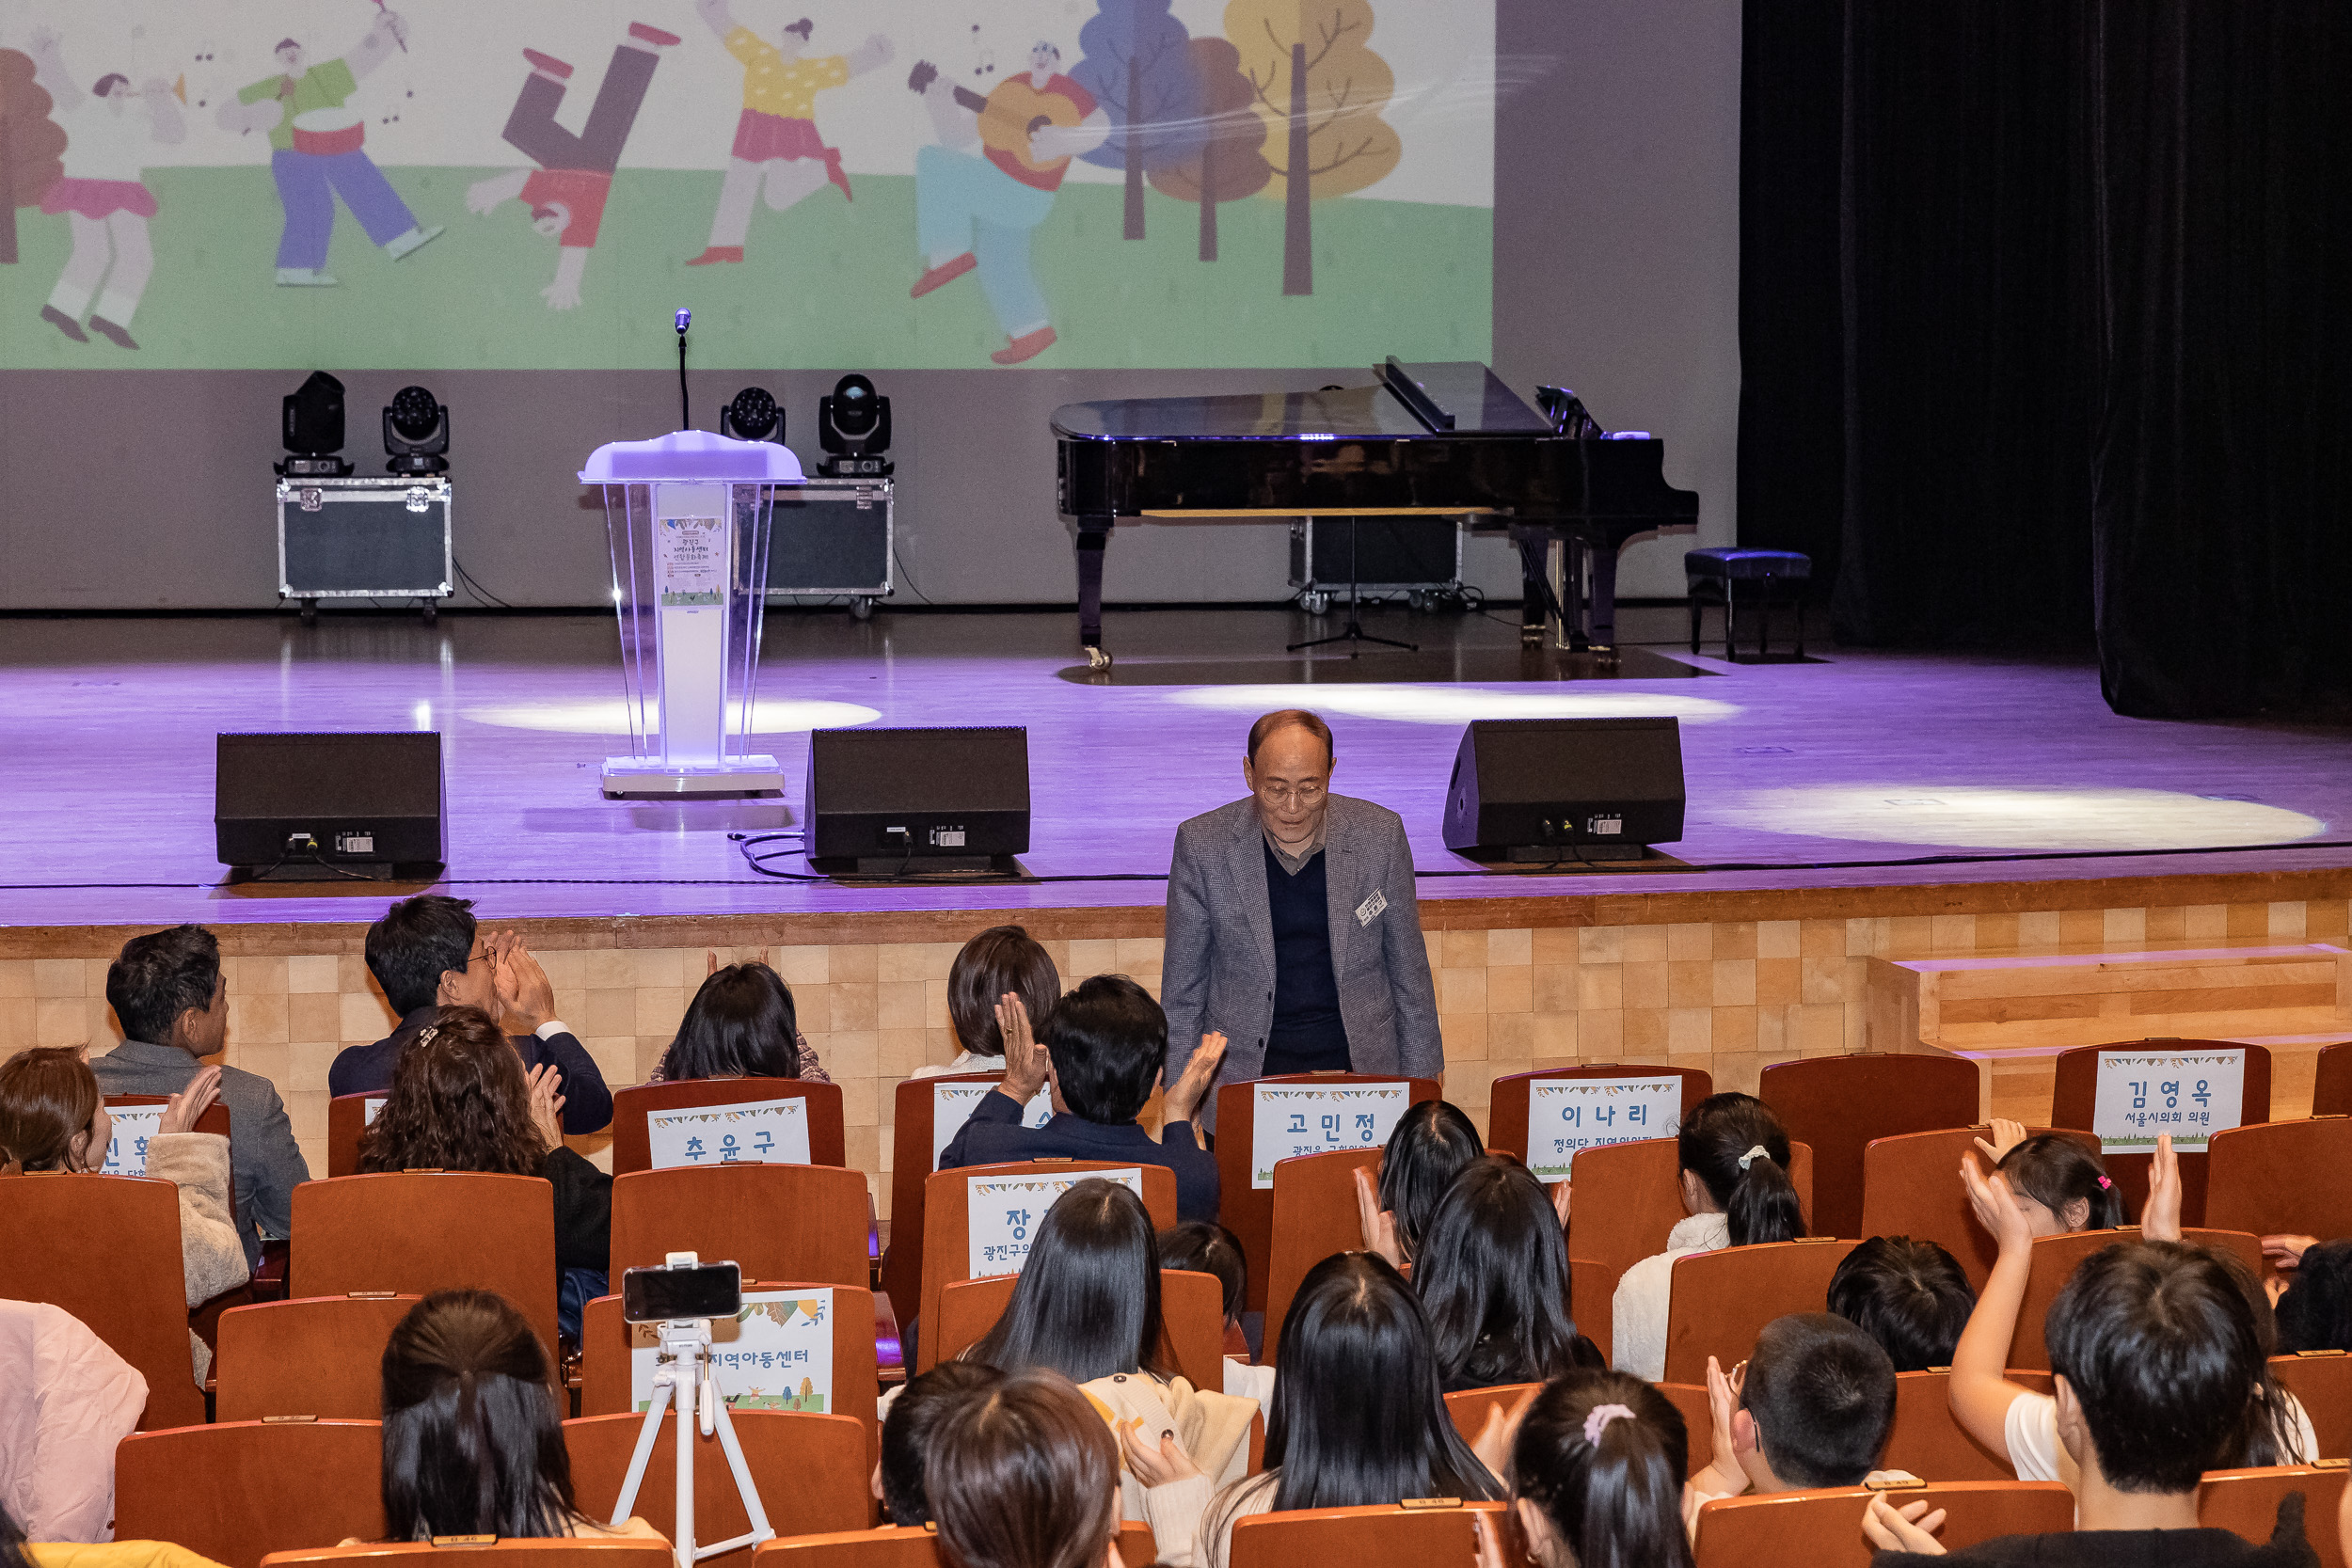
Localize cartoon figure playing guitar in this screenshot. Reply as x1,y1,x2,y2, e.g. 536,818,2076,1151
908,41,1107,365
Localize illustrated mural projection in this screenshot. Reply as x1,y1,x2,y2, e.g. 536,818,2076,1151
0,0,1492,370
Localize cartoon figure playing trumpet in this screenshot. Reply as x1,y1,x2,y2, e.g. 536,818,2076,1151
907,40,1107,365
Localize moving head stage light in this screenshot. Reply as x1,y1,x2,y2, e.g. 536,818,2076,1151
383,385,450,475
818,373,892,477
721,386,785,444
278,371,354,478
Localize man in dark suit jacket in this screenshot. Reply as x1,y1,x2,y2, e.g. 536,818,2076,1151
938,973,1226,1222
89,924,310,1267
1161,709,1443,1132
327,894,612,1133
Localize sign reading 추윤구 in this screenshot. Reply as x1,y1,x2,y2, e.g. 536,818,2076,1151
1250,1082,1412,1188
2090,1048,2247,1153
629,1288,834,1412
645,1096,813,1168
1525,1077,1685,1180
967,1167,1144,1279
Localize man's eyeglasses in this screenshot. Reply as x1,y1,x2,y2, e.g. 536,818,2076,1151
1257,783,1327,807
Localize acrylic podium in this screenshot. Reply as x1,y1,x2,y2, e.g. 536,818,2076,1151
580,429,803,797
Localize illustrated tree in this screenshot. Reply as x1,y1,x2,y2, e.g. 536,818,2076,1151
1073,0,1202,241
0,49,67,265
1147,37,1270,261
1224,0,1401,295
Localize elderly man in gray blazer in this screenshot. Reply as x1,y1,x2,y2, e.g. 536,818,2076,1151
1161,709,1443,1132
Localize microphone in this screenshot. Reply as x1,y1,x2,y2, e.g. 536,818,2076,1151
675,309,691,335
674,309,691,430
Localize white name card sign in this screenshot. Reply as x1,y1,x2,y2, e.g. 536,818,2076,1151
100,1106,165,1176
364,1096,387,1125
1524,1077,1685,1180
1250,1082,1412,1188
645,1097,812,1168
931,1081,1055,1170
629,1288,834,1412
2090,1049,2247,1152
967,1166,1144,1278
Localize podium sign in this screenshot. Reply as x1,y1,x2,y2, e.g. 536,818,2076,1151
580,430,803,796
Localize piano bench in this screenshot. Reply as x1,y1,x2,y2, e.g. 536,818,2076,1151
1685,547,1812,659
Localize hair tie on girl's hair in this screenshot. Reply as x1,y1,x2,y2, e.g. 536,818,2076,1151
1582,1403,1636,1445
1737,1144,1771,1172
2097,1176,2113,1189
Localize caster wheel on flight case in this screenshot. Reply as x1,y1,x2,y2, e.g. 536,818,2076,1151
1301,591,1331,616
850,597,875,623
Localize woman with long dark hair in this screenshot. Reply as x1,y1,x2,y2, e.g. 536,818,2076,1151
1355,1100,1485,1267
1414,1157,1602,1391
1127,1252,1500,1568
373,1291,660,1543
653,958,826,1082
1611,1092,1804,1379
1473,1370,1696,1568
358,1006,611,1340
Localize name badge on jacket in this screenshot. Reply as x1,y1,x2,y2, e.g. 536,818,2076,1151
1355,890,1389,927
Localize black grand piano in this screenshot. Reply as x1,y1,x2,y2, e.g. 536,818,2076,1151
1052,358,1698,665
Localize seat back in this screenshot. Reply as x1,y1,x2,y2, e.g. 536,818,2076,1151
2206,1117,2352,1243
1654,1384,1709,1479
1692,1481,2073,1568
0,1170,206,1428
2050,1039,2273,1224
2200,1466,2349,1568
215,1294,420,1421
115,1419,386,1568
578,1281,880,1474
1882,1369,2015,1481
752,1524,1158,1568
915,1160,1177,1365
265,1545,673,1568
2271,1353,2352,1461
928,1269,1228,1394
1569,1257,1613,1364
882,1074,1008,1328
1761,1054,1981,1240
1444,1383,1542,1445
1663,1239,1858,1383
1859,1126,2102,1288
611,1078,848,1174
1486,1065,1715,1168
2314,1042,2352,1118
610,1164,870,1286
2008,1226,2265,1370
1559,1138,1817,1306
291,1172,560,1356
103,1095,233,1148
1213,1074,1440,1312
1265,1147,1384,1360
326,1092,387,1179
1227,1500,1514,1568
564,1409,871,1560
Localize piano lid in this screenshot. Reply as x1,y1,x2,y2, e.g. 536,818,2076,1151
1050,361,1556,442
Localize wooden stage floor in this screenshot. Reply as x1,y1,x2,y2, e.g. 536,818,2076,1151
4,605,2349,932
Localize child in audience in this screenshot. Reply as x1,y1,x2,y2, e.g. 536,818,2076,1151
1987,1129,2124,1235
358,1006,610,1341
911,924,1062,1079
962,1180,1257,1518
922,1369,1123,1568
1413,1156,1602,1391
374,1291,661,1543
0,1047,246,1383
1688,1313,1899,1511
1123,1252,1501,1568
1865,1240,2325,1563
1158,1219,1263,1381
2275,1238,2351,1353
1612,1092,1805,1380
1470,1370,1697,1568
1353,1098,1484,1267
875,1362,1004,1527
1946,1136,2315,1482
1829,1235,1979,1370
652,957,825,1082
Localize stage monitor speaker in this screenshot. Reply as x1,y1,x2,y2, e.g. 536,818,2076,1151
1441,717,1684,861
803,726,1029,868
216,731,446,879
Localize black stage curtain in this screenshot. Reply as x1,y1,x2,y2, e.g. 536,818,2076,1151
1740,1,2352,716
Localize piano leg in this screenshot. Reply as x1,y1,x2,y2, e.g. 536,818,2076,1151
1516,537,1548,648
1586,542,1620,656
1075,517,1112,667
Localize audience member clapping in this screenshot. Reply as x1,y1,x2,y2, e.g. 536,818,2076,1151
1352,1098,1484,1268
923,1369,1124,1568
0,1047,246,1383
1410,1156,1601,1391
374,1291,660,1543
1612,1092,1805,1380
910,924,1063,1080
1829,1234,1979,1371
874,1362,1005,1527
357,1006,610,1340
1687,1313,1899,1512
1124,1252,1500,1568
651,955,826,1082
1470,1370,1697,1568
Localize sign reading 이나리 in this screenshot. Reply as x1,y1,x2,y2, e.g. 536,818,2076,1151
2090,1049,2247,1152
645,1097,812,1168
967,1167,1145,1278
1250,1083,1412,1189
1525,1077,1684,1180
629,1289,834,1412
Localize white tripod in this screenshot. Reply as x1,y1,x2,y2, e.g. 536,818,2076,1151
610,1297,775,1567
